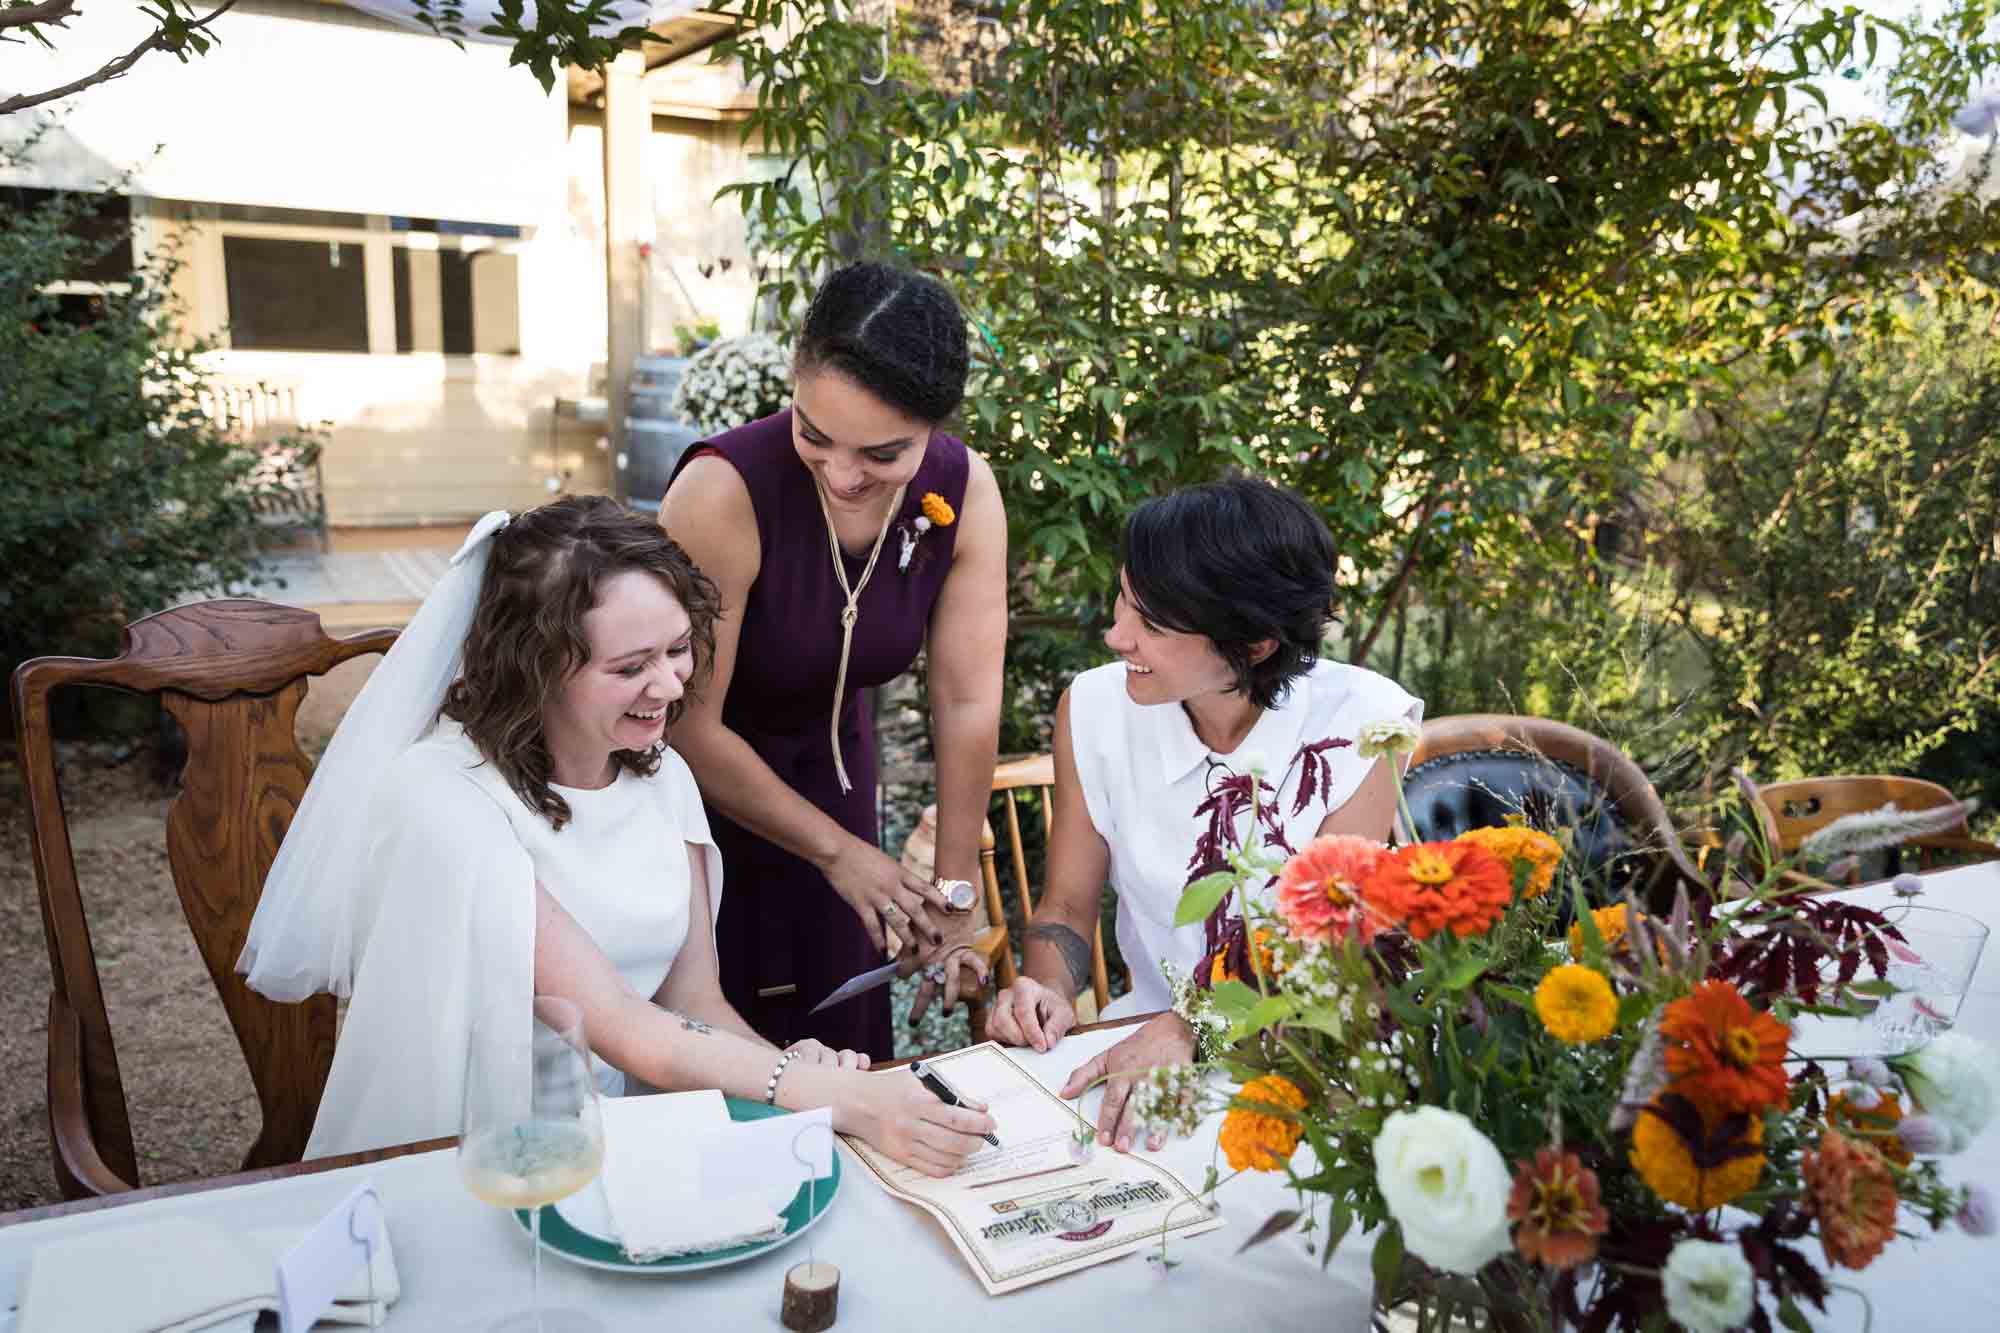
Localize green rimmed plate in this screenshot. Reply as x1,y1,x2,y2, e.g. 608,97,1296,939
515,1097,841,1274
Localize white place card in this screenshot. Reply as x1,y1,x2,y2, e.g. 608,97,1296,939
698,1107,835,1209
276,1182,383,1333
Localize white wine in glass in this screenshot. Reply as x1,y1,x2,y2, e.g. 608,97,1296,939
461,995,605,1333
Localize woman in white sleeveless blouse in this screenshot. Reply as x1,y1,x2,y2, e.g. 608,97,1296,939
986,480,1421,1152
243,498,993,1176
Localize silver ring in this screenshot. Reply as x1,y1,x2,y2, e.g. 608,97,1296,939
879,902,904,922
923,963,946,984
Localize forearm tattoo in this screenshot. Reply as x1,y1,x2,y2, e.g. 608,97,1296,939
663,1008,713,1035
1025,923,1092,995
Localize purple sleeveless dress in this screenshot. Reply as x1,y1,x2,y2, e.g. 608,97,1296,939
670,409,969,1058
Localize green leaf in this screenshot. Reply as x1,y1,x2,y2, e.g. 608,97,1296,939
1207,980,1262,1022
1778,1296,1813,1333
1441,952,1492,992
1371,1223,1405,1300
1173,870,1237,927
1322,1204,1353,1271
1234,994,1300,1037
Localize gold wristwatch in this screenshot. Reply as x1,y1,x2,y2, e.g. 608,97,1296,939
934,877,978,913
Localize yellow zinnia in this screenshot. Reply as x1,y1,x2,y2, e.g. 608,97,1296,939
1218,1075,1308,1172
1535,964,1618,1043
1629,1096,1766,1210
1455,825,1564,899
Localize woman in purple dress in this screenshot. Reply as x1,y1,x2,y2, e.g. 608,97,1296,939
662,264,1007,1059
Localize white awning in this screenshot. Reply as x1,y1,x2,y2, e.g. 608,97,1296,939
341,1,702,41
0,3,568,225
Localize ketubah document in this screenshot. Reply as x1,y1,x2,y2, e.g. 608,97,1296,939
839,1043,1222,1294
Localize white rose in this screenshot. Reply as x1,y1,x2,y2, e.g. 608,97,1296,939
1896,1032,1996,1152
1371,1106,1510,1275
1356,716,1422,761
1661,1239,1754,1333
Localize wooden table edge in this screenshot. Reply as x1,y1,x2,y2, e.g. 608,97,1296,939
0,1012,1161,1229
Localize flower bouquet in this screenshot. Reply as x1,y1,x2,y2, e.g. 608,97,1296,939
669,332,792,434
1143,720,1995,1332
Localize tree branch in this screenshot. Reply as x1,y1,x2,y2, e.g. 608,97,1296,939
0,2,80,35
0,0,240,117
1350,482,1443,668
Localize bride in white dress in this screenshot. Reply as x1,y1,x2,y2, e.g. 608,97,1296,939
239,497,992,1176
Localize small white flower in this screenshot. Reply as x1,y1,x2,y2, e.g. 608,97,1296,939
1355,716,1421,761
1848,1056,1894,1088
1899,1114,1954,1156
1125,1064,1209,1140
1662,1239,1755,1333
1371,1107,1511,1275
1959,1182,1996,1236
1896,1032,1997,1152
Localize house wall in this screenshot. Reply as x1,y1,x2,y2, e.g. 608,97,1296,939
5,1,769,527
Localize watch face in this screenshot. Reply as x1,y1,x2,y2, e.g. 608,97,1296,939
941,879,978,912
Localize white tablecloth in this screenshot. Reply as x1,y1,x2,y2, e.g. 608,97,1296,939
1805,862,2000,1330
0,1026,1371,1331
5,863,1995,1331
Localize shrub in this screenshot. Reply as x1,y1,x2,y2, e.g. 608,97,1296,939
0,177,319,686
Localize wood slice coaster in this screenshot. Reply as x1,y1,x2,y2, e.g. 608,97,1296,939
781,1259,840,1331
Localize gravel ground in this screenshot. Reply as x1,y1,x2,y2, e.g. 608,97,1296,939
0,670,964,1210
1,737,259,1211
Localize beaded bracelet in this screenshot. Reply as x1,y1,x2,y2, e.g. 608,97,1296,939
764,1049,798,1106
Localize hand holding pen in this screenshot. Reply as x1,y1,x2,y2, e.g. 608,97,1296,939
911,1060,1001,1148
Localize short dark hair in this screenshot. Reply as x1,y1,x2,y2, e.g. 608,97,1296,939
1121,478,1337,711
441,495,721,831
794,261,969,424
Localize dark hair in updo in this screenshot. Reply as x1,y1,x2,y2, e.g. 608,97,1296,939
440,495,721,831
1121,478,1338,712
794,262,970,424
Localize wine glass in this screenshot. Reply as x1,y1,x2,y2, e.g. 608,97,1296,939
460,995,606,1333
1870,906,1990,1054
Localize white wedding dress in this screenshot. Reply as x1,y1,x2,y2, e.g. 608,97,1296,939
304,720,722,1159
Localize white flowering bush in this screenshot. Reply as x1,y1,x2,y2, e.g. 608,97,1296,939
670,333,792,435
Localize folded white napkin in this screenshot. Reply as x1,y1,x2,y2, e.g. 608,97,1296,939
599,1090,787,1261
17,1214,399,1333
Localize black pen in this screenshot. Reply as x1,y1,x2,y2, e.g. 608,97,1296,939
909,1060,1001,1148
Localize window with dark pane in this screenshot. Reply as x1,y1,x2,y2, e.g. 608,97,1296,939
222,236,368,351
390,240,521,356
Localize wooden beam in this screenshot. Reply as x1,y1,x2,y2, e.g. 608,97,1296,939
602,48,650,504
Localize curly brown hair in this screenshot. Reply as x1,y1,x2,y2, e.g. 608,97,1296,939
440,495,720,830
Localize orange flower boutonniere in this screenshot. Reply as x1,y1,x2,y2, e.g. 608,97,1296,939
900,492,957,572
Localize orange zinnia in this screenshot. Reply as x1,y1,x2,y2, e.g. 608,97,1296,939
1219,1075,1309,1172
1827,1089,1913,1167
1358,841,1512,940
1802,1129,1900,1270
1275,835,1387,946
1658,980,1790,1114
1507,1147,1609,1269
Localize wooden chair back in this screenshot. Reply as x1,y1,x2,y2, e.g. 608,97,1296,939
1754,774,1997,869
12,599,396,1199
968,754,1110,1040
1407,714,1704,906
